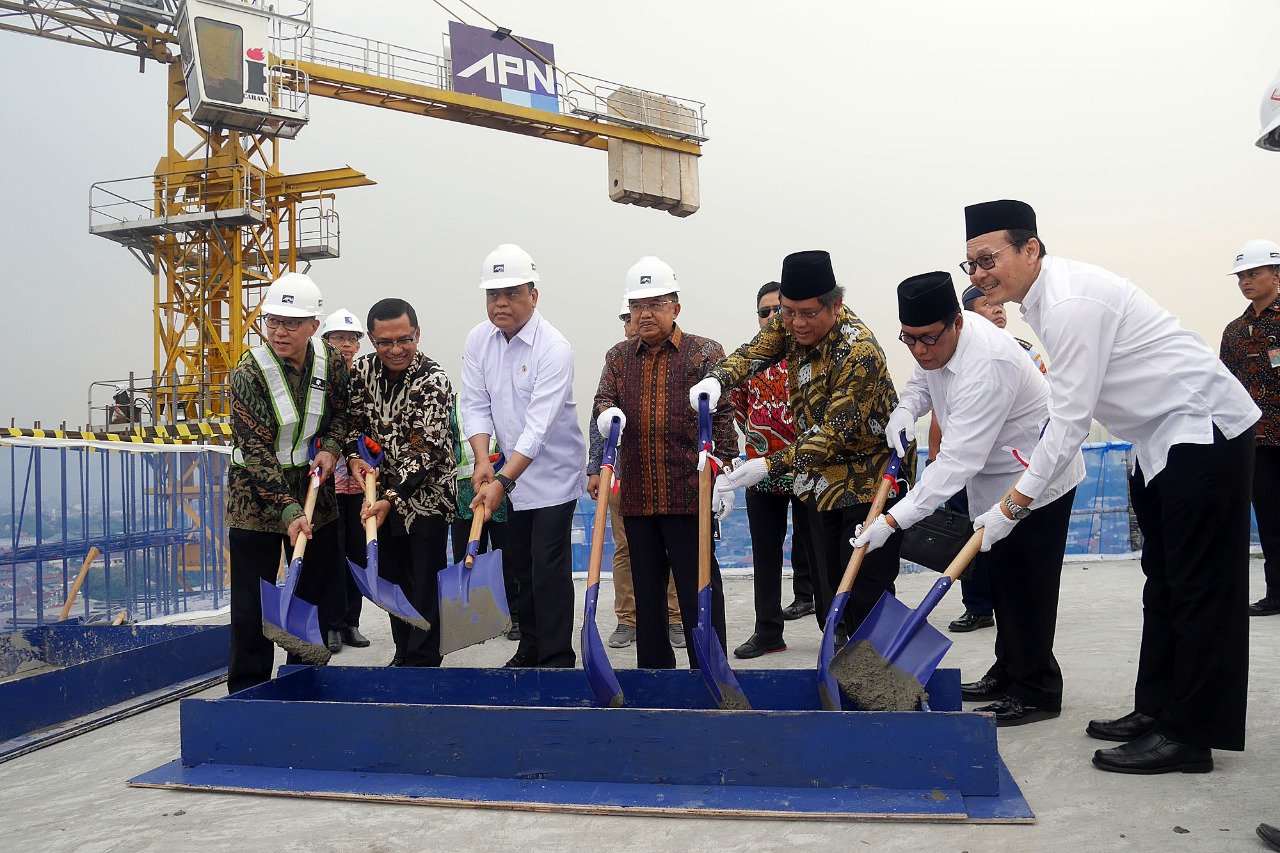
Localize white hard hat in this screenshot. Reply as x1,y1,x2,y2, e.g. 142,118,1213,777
480,243,540,289
320,308,364,338
624,256,680,301
1256,68,1280,151
262,272,323,318
1230,239,1280,274
618,296,631,317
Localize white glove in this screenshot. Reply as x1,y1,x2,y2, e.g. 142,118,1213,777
851,515,895,555
886,408,916,457
972,502,1019,552
688,377,722,412
596,406,627,439
721,457,768,491
711,474,736,520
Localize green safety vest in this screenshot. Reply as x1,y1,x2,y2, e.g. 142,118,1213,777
231,343,328,469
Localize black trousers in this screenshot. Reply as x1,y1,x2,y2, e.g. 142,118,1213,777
623,513,727,669
805,496,904,636
228,520,340,694
323,493,366,631
745,490,813,642
380,515,449,667
946,489,993,617
1254,444,1280,600
981,488,1075,710
450,516,517,618
1129,426,1254,751
506,500,577,668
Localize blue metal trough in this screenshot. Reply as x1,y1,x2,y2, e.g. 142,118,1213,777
131,665,1031,822
0,624,230,755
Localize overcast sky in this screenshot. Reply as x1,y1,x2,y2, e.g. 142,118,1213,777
2,1,1278,430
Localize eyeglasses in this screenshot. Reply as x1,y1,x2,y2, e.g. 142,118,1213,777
629,300,677,315
371,335,416,350
264,316,308,331
780,305,828,321
757,305,781,319
898,321,955,347
958,242,1016,276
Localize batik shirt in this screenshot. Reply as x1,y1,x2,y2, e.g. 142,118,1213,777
728,362,796,495
345,351,456,534
707,307,905,511
594,326,739,517
1221,294,1280,446
227,340,349,532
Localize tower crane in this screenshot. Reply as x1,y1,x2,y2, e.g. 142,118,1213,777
1,0,708,427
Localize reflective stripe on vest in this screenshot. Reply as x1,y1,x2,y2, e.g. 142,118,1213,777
231,343,328,468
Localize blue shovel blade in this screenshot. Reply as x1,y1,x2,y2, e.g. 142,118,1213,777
348,540,430,631
259,557,324,647
437,549,510,655
848,591,953,688
817,589,851,711
581,580,623,708
691,585,751,710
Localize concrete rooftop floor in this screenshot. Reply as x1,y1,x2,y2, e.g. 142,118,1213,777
2,556,1279,852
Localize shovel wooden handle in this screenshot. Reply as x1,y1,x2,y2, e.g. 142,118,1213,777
585,466,613,586
59,546,100,622
464,507,489,568
834,471,898,598
363,470,378,542
288,473,321,565
942,530,985,582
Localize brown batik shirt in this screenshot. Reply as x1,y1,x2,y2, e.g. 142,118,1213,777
345,350,456,533
1221,294,1280,446
594,326,739,517
707,306,909,512
227,340,350,533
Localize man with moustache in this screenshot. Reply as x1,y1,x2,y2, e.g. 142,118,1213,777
463,243,586,669
962,199,1259,773
347,298,455,667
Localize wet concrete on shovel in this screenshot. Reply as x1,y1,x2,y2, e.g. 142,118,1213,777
830,638,928,712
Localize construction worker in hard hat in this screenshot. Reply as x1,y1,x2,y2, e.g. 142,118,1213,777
318,308,371,653
593,256,740,670
1220,239,1280,618
586,295,685,652
226,272,350,693
461,243,586,669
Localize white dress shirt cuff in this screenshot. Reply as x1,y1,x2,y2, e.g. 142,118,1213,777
515,433,545,459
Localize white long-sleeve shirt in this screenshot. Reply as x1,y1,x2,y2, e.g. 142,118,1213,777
1017,256,1260,499
892,312,1084,528
460,310,586,511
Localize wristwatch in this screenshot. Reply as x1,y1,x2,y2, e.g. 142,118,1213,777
1002,496,1031,521
495,473,517,494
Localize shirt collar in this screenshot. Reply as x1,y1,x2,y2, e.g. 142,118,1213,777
1244,293,1280,319
489,309,542,344
1019,256,1051,316
941,316,974,376
632,324,682,355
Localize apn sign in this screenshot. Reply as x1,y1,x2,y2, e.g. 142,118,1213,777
449,21,559,114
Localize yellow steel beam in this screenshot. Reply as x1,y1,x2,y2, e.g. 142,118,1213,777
294,61,703,157
269,167,376,197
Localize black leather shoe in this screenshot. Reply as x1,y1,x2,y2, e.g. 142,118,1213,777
1258,823,1280,852
781,599,816,620
734,633,786,659
1250,597,1280,616
974,695,1060,727
387,655,405,667
1092,732,1212,774
326,630,343,654
948,612,995,633
341,626,370,648
1086,710,1156,742
961,674,1007,701
504,653,535,668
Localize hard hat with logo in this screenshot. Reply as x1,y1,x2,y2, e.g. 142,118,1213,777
261,272,323,318
1256,67,1280,151
320,308,365,339
1229,239,1280,274
480,243,541,289
624,256,680,301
